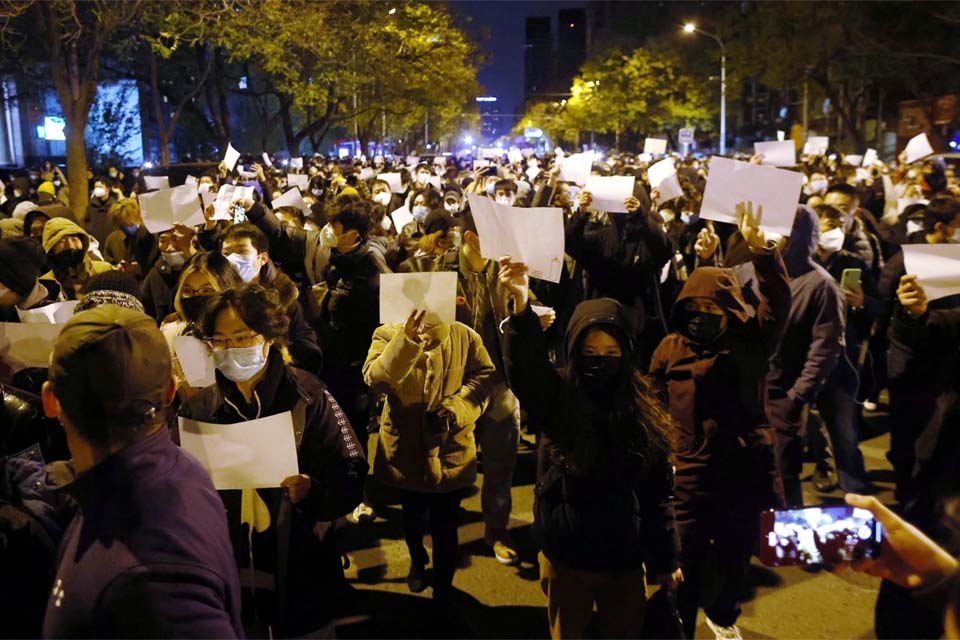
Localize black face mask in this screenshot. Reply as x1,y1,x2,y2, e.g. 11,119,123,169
580,355,623,391
180,294,214,324
685,312,726,344
48,248,84,270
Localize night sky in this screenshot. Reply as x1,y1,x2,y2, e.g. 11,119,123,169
451,1,586,114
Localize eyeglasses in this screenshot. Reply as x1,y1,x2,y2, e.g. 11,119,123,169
206,333,264,350
181,287,216,297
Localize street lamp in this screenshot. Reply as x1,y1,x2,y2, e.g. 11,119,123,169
683,22,726,155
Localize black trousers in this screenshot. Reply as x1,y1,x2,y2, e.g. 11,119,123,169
399,490,462,595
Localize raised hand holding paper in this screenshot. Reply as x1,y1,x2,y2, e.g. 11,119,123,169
643,138,668,155
289,157,303,169
178,413,299,490
904,133,935,165
902,244,960,301
466,192,565,283
558,151,593,186
173,335,216,388
583,175,635,213
647,158,684,203
390,206,414,231
0,322,62,372
700,157,804,237
143,175,170,190
287,174,309,191
139,184,205,233
378,173,404,193
863,149,879,167
211,185,254,221
803,136,829,156
379,272,457,325
272,187,309,214
223,142,241,171
754,140,796,167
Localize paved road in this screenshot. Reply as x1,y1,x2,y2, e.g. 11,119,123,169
334,416,894,639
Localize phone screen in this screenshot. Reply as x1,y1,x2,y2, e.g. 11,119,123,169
841,268,862,291
758,506,881,567
233,204,246,225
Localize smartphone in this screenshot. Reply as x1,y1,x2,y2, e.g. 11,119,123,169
233,203,246,225
759,506,882,567
480,166,498,178
841,268,862,291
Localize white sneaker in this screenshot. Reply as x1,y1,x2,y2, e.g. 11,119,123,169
351,502,376,524
706,616,743,640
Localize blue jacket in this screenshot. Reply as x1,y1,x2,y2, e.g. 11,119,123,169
42,428,243,639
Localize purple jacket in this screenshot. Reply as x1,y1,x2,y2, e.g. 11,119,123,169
42,428,243,639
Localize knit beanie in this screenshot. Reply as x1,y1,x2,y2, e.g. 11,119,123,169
75,270,145,314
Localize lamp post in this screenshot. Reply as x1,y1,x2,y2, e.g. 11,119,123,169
684,23,726,155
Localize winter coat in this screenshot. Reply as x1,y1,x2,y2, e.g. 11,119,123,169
180,349,367,635
102,225,158,280
363,322,495,493
83,195,116,247
502,298,679,573
888,305,960,540
1,384,69,461
43,428,244,639
650,245,790,510
140,261,182,324
767,206,846,405
40,218,113,300
317,243,382,369
454,250,515,377
258,259,324,375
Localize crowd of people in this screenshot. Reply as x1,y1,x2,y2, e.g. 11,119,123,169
1,141,959,639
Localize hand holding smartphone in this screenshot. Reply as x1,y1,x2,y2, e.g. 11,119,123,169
759,506,882,568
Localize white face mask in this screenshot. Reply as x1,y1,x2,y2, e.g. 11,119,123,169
496,195,516,207
416,173,430,185
807,179,828,194
161,250,186,268
92,187,107,199
412,205,429,224
109,171,118,179
225,252,260,283
819,227,845,254
13,189,22,198
320,223,339,249
373,191,391,206
444,202,459,214
213,344,268,382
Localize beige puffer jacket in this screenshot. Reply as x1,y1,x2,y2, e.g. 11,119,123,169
363,321,495,493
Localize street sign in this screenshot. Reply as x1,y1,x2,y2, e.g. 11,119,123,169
678,127,695,144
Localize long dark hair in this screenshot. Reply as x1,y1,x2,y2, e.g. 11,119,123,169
564,326,676,473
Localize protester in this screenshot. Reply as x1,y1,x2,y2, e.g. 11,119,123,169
180,283,367,636
41,217,113,300
0,236,57,321
84,176,118,246
651,202,790,639
102,197,158,280
41,305,243,638
501,258,681,639
363,265,495,603
141,224,198,322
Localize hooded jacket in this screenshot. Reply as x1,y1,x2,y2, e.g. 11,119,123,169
650,243,790,510
83,193,116,247
767,206,846,405
40,218,113,300
258,259,324,374
503,298,678,573
363,321,495,494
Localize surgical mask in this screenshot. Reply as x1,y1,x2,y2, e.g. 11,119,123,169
161,250,186,268
109,171,118,178
122,224,139,236
819,227,845,254
53,181,61,188
416,173,430,185
213,344,268,382
444,201,460,214
496,195,516,206
685,312,725,344
311,188,323,197
12,189,22,198
49,248,85,270
179,294,212,323
320,223,339,249
412,205,429,224
225,252,260,283
807,179,827,194
373,191,391,206
579,355,622,406
92,187,107,199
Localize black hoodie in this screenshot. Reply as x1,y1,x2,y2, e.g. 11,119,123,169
503,298,679,573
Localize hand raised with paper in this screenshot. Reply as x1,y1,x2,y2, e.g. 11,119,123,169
897,275,928,317
737,201,767,251
624,196,641,214
404,309,428,342
577,190,593,211
281,474,311,504
498,257,530,314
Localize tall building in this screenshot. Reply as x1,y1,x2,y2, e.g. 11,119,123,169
556,9,587,90
524,16,553,101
